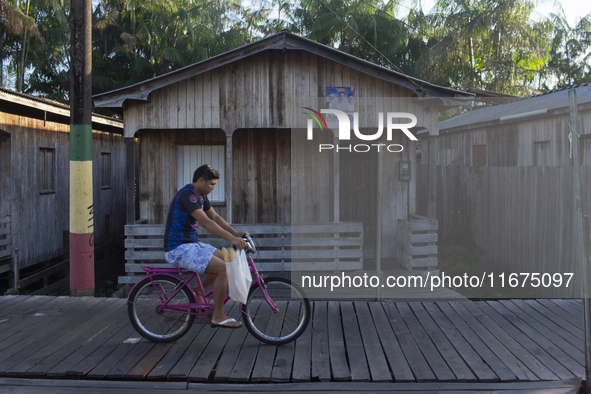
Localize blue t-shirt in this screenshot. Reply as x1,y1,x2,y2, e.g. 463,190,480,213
164,184,212,252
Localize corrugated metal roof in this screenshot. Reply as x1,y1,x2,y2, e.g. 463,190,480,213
439,83,591,132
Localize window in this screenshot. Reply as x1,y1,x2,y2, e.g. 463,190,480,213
177,145,225,202
473,145,486,166
533,141,550,166
101,152,111,188
39,148,55,192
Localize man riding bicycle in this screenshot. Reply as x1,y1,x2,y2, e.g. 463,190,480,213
163,164,247,328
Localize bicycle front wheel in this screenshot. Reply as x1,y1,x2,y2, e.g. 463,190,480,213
128,275,196,342
242,276,311,345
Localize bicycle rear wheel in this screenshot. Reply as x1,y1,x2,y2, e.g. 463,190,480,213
128,275,196,342
242,276,310,345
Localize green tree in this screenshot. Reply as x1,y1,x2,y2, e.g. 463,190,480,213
543,12,591,88
415,0,553,95
290,0,407,67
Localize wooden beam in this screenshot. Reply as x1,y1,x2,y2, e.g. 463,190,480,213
125,138,136,225
226,134,233,223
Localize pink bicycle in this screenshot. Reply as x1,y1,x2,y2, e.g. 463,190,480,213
127,235,311,345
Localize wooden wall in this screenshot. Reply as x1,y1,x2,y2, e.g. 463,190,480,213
416,107,591,295
232,129,291,224
433,165,590,297
137,129,227,224
436,110,591,167
0,111,125,269
123,50,438,138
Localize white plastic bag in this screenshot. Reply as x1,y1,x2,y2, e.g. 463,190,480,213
225,249,252,304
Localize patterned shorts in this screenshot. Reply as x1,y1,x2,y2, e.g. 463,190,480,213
164,242,218,274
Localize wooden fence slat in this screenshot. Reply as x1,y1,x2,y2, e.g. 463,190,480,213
410,234,438,243
409,221,438,231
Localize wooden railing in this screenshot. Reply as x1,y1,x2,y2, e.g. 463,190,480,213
122,222,364,284
395,214,438,271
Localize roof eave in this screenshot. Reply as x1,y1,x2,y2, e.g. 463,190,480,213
93,31,472,109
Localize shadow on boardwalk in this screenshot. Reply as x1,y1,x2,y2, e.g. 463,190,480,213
0,295,585,393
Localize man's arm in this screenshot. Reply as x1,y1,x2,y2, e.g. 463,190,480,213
206,207,249,237
191,208,246,249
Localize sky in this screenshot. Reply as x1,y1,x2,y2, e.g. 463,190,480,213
398,0,591,27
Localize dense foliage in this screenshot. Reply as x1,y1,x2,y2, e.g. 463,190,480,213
0,0,589,103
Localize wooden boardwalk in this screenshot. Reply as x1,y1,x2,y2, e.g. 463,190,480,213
0,295,585,388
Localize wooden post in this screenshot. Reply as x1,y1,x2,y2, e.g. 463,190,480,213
376,149,382,300
125,138,136,225
569,89,591,393
69,0,94,296
226,133,233,223
427,136,438,219
12,248,18,295
333,133,339,222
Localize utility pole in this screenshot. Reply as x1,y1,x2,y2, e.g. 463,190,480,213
69,0,94,296
569,89,590,392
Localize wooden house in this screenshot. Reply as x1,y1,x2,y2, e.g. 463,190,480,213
417,83,591,296
93,31,472,275
0,88,126,279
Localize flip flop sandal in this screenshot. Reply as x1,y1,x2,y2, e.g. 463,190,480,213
210,318,242,329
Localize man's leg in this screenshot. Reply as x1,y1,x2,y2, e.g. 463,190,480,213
204,252,242,328
198,250,223,301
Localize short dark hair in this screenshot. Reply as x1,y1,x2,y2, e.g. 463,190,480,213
193,164,220,182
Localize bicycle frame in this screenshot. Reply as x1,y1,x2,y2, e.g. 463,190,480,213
126,253,279,317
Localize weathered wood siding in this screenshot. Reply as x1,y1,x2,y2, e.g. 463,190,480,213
416,107,591,294
232,129,291,224
137,129,227,224
0,111,125,269
124,50,437,138
433,165,590,297
435,110,591,167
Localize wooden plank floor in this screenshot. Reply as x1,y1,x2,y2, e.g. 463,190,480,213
0,296,585,386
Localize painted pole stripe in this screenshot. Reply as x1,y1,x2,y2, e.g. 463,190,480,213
70,232,94,291
70,160,94,234
70,124,93,162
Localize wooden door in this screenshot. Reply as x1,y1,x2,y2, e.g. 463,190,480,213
339,150,377,264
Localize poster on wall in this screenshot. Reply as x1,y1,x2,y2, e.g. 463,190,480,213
326,87,354,129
